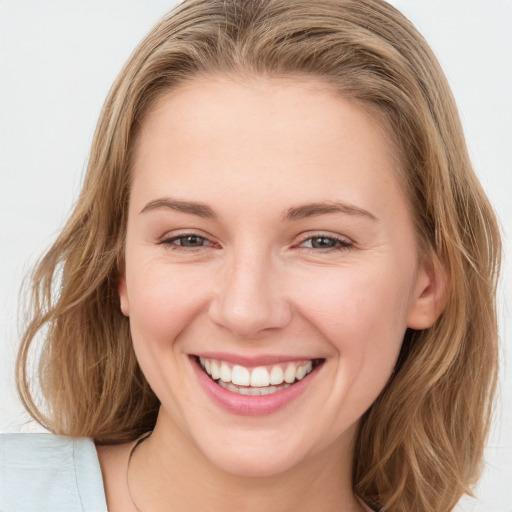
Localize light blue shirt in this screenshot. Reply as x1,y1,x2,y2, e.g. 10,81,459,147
0,433,107,511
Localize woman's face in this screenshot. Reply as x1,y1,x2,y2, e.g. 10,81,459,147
119,76,438,477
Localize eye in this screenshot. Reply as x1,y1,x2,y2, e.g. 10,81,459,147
171,234,208,247
299,234,353,251
160,233,214,249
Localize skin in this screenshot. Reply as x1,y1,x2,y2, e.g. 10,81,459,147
97,75,444,511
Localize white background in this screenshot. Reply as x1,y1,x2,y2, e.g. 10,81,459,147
0,1,510,510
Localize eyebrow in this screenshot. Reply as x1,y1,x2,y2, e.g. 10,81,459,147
140,197,377,222
283,201,378,222
140,198,217,219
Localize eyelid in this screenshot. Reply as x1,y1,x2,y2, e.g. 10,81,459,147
156,229,353,252
294,231,354,250
158,229,220,249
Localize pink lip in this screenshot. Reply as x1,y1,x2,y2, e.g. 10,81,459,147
191,356,323,416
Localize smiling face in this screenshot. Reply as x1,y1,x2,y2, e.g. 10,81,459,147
119,76,439,478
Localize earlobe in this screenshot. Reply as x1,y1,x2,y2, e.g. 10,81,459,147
118,273,130,317
407,258,448,330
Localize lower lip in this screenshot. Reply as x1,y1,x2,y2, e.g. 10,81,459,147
191,357,322,416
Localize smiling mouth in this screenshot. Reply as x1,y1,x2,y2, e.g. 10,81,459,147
196,356,323,396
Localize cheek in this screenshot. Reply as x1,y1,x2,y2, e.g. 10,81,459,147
297,267,411,338
125,259,211,351
292,264,413,384
124,262,213,421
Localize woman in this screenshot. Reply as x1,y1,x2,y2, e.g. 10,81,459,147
1,0,501,511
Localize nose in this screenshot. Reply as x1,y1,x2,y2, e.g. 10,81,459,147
208,248,292,338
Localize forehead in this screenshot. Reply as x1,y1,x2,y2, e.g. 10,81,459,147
135,74,400,166
130,75,409,223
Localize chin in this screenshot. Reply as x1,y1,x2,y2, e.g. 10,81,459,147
204,446,304,478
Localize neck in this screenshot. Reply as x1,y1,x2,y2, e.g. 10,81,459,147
127,409,362,512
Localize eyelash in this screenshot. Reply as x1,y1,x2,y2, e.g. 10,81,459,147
296,232,353,252
159,233,216,252
158,232,353,253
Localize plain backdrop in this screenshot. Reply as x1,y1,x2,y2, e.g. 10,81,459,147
0,1,510,510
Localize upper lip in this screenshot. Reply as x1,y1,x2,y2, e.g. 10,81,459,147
191,352,322,367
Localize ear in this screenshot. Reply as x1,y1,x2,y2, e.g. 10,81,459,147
407,256,448,330
117,268,130,317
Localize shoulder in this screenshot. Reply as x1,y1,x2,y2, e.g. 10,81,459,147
0,433,107,512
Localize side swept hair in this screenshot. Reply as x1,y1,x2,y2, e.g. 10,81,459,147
17,1,501,510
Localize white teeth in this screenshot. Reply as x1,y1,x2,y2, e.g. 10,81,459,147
198,357,318,392
211,360,221,380
231,365,250,386
284,364,297,384
269,365,284,385
218,380,291,395
259,385,278,396
220,362,231,383
296,362,312,380
250,366,270,387
296,363,309,380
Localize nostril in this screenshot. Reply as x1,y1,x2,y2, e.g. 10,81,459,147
207,261,292,337
207,296,292,338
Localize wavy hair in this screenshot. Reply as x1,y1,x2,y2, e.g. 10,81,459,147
17,1,501,510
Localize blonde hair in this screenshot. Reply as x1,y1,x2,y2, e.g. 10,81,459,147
17,1,501,510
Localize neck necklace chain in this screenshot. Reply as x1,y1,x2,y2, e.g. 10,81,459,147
126,431,368,512
126,431,152,512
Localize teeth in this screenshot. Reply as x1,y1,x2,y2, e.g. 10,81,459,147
284,364,297,384
296,361,313,380
218,380,291,395
231,365,250,386
198,357,317,391
269,366,284,385
220,362,231,383
250,367,270,387
211,360,221,380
